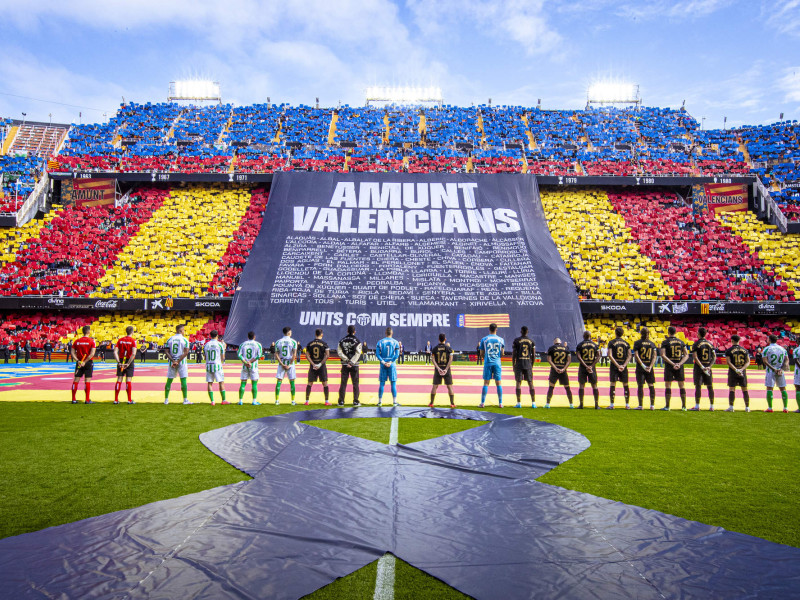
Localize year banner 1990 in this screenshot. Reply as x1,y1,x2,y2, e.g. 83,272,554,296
226,173,584,351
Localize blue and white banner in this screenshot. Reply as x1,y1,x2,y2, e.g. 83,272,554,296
226,173,583,351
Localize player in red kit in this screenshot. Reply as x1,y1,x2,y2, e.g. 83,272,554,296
70,325,96,404
113,326,138,404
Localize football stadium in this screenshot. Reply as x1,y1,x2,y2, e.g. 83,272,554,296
1,3,799,598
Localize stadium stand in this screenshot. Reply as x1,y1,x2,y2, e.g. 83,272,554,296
716,210,800,295
7,122,69,157
584,316,796,353
0,212,55,266
0,154,40,213
51,101,795,178
541,188,674,300
0,313,94,348
0,188,167,296
92,185,253,298
84,311,217,345
606,189,795,301
207,188,268,297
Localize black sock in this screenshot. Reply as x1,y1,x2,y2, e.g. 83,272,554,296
695,388,701,404
306,388,311,402
516,388,521,402
649,386,656,405
578,388,585,406
665,389,671,408
530,386,535,403
547,388,554,402
680,389,686,409
729,391,735,406
743,391,750,407
609,388,615,404
708,388,714,403
565,388,573,402
637,388,644,406
623,387,630,404
430,392,435,404
449,393,454,405
593,388,599,404
323,386,329,402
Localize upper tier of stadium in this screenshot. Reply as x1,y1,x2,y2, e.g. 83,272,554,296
1,102,798,218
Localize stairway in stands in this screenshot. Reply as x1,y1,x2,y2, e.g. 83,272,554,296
9,123,69,157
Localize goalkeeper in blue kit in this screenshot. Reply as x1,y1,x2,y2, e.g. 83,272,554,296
478,323,505,408
375,327,401,406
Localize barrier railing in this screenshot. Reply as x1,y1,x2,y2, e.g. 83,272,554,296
15,171,48,226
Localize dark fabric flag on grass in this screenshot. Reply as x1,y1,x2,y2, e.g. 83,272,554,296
1,408,800,599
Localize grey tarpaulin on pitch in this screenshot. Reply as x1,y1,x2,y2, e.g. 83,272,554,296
1,408,800,599
225,173,584,350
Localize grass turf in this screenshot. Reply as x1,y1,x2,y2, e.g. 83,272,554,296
1,403,798,598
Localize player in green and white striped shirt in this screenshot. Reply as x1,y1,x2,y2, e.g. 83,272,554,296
238,330,263,406
274,326,299,405
203,330,227,406
762,334,789,412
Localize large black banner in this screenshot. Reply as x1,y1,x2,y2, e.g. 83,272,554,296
225,173,583,351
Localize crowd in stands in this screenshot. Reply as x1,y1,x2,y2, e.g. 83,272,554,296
92,185,253,298
716,210,800,296
50,102,780,178
0,154,41,213
585,316,797,354
607,189,794,302
207,188,268,296
739,120,799,219
0,189,167,296
541,188,675,300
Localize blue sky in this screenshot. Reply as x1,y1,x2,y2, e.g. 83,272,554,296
0,0,798,129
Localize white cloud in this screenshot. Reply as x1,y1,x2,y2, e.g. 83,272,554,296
764,0,800,36
0,48,153,123
407,0,562,57
779,67,800,102
563,0,732,20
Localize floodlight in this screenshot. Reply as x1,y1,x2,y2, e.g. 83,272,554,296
168,80,222,103
587,78,640,105
365,85,443,106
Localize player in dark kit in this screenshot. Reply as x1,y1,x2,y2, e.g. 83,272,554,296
725,334,751,412
576,332,600,409
661,326,689,410
70,325,96,404
430,333,455,408
337,325,362,406
691,327,716,411
306,329,330,405
512,326,536,408
545,338,573,408
113,326,137,404
607,328,631,409
633,327,658,410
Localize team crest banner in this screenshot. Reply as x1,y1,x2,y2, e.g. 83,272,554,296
226,173,584,350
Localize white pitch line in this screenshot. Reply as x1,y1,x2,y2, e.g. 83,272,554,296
374,416,399,600
388,415,399,446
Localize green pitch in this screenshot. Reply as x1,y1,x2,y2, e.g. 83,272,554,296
0,403,798,599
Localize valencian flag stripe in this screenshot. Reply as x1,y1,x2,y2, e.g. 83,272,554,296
457,313,510,328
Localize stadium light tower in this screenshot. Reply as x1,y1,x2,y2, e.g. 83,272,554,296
587,78,640,107
168,80,222,104
365,85,443,107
